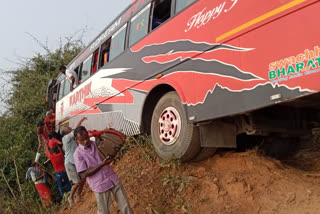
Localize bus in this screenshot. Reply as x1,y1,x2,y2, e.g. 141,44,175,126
49,0,320,161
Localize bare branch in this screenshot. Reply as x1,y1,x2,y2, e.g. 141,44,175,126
25,32,51,55
3,57,27,68
78,25,88,43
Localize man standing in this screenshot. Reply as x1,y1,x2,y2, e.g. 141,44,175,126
73,126,132,214
59,65,79,91
61,117,87,207
45,144,71,197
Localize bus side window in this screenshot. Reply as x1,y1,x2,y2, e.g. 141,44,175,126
63,78,71,97
151,0,172,30
91,49,99,75
46,78,57,109
109,24,127,61
74,66,81,85
129,4,151,47
74,66,79,77
78,63,83,84
99,39,111,68
81,55,93,82
58,80,65,100
175,0,197,13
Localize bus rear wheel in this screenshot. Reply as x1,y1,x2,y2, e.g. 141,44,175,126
151,91,200,162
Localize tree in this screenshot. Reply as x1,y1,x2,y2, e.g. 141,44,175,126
0,37,84,213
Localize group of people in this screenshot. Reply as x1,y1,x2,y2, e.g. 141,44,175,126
26,108,133,213
27,112,87,207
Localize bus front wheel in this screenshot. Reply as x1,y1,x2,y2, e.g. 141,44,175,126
150,91,200,162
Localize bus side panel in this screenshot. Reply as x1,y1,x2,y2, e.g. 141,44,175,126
57,0,320,133
56,70,146,135
185,1,320,121
118,0,319,122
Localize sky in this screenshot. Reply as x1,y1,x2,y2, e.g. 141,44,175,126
0,0,132,70
0,0,132,113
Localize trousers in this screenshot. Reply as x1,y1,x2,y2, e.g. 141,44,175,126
55,170,71,197
35,183,52,207
94,183,133,214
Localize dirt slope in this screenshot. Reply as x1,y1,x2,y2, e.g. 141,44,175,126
60,139,320,214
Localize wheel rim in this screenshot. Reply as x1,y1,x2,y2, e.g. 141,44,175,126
158,107,181,146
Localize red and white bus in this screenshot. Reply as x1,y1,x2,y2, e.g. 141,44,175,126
51,0,320,161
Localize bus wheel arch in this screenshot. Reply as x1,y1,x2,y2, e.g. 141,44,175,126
141,84,177,134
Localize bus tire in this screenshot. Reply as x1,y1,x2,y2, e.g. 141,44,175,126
151,91,200,162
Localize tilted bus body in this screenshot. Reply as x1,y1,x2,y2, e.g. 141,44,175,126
52,0,320,161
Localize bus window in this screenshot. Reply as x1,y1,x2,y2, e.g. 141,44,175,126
175,0,197,13
91,49,99,75
109,24,127,61
99,39,111,68
74,66,81,85
74,66,80,77
129,4,151,47
63,78,71,97
46,78,57,109
80,55,93,82
58,80,65,100
151,0,172,30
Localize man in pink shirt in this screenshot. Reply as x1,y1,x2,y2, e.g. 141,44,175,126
73,126,132,214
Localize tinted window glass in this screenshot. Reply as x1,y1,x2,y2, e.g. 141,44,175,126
63,78,71,96
129,4,151,47
81,55,93,82
91,49,99,75
110,24,127,61
58,80,65,100
152,0,172,30
57,73,65,82
99,39,111,68
176,0,197,13
74,66,80,76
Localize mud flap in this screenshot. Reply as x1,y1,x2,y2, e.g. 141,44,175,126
199,120,236,148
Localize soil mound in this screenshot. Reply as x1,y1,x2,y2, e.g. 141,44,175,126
60,137,320,214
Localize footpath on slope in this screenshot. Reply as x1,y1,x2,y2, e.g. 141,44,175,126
59,136,320,214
